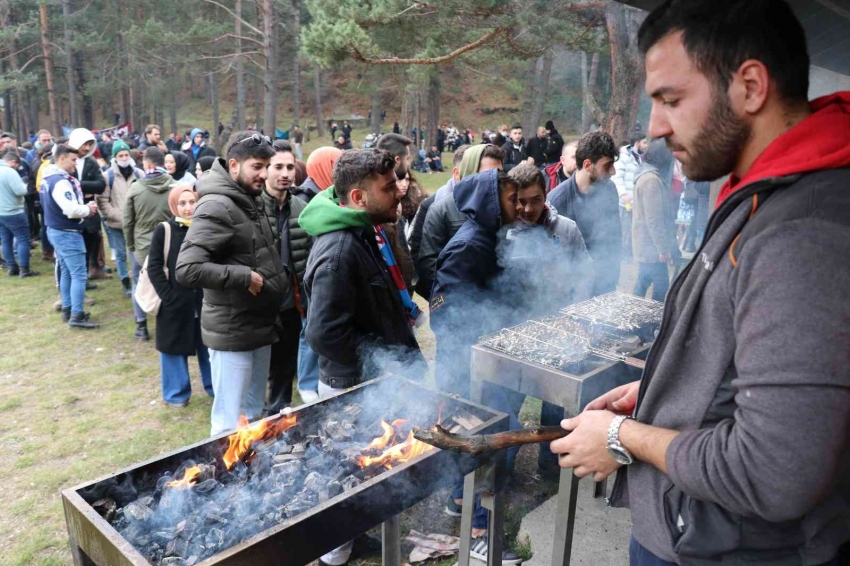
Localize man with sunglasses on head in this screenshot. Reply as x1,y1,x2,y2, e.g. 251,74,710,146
177,131,289,436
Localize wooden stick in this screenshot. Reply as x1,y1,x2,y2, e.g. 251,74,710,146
413,424,569,456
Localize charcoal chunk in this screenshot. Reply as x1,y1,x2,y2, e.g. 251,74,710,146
341,475,362,492
165,536,189,559
92,498,117,522
124,499,154,522
204,528,224,550
193,479,219,494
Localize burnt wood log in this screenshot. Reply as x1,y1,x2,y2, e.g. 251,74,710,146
413,425,569,456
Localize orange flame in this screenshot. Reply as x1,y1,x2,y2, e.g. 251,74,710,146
222,413,297,470
357,417,435,470
165,466,201,489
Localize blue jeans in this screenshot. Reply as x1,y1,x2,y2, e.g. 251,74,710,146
130,252,146,323
634,262,670,302
103,225,129,280
628,537,843,566
208,345,271,436
48,228,87,315
160,320,213,404
0,212,31,270
296,319,320,394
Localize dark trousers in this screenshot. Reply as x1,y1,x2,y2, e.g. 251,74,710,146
634,262,670,302
267,308,302,414
629,537,847,566
82,224,101,270
25,193,40,238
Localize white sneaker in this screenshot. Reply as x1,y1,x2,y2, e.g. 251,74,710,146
298,389,320,404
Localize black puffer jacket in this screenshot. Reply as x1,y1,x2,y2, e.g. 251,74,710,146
261,189,311,312
175,159,288,352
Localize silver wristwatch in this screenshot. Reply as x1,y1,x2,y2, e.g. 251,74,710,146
607,415,634,465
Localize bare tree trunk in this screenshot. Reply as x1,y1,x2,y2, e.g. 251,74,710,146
369,69,382,135
169,69,179,136
522,57,540,134
262,0,277,136
253,77,261,129
234,0,246,130
75,52,94,129
531,48,553,135
61,0,78,126
28,87,39,131
290,0,301,128
313,65,324,137
602,2,641,145
210,71,221,152
38,4,62,134
404,90,415,137
129,85,136,132
581,51,589,133
7,29,32,137
415,92,422,150
425,72,440,150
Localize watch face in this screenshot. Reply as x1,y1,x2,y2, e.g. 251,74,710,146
608,445,633,465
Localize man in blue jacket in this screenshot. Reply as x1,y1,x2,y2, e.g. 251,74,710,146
429,168,523,565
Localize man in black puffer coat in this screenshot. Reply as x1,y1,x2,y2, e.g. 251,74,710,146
176,131,288,436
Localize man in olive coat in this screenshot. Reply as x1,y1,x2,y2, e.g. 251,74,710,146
176,132,288,435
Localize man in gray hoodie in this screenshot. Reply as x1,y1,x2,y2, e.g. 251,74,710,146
550,1,850,565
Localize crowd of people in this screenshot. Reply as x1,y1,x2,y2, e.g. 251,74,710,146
4,1,849,563
0,116,705,564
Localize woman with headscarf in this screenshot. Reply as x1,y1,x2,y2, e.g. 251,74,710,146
632,138,680,301
183,128,216,172
147,185,213,408
291,146,342,203
164,151,196,187
195,155,217,179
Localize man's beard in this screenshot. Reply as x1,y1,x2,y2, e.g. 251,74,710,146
395,161,408,179
365,198,399,225
673,88,751,182
237,170,263,196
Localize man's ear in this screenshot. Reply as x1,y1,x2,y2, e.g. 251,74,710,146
452,166,460,182
348,186,366,208
228,158,239,175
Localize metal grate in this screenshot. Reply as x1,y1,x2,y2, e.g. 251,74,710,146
559,291,664,333
479,322,590,371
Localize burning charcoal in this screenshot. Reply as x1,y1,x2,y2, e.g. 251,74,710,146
252,438,277,453
153,529,179,543
156,474,174,492
262,491,287,511
272,453,304,464
342,403,363,419
320,437,335,453
303,471,329,494
92,498,117,522
205,512,229,526
325,480,343,500
205,527,225,550
322,420,355,441
250,451,273,475
185,556,199,566
193,479,219,494
341,475,362,492
166,537,189,559
121,525,151,547
281,491,318,518
305,454,333,471
290,443,306,455
124,499,154,522
272,459,302,475
272,441,292,456
161,558,186,566
176,519,197,541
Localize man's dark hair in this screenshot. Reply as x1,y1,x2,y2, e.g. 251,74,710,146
0,132,11,141
575,132,617,168
2,151,21,165
638,0,809,106
272,139,293,155
226,130,275,162
510,123,522,131
145,124,161,136
143,147,165,167
333,149,396,205
508,162,546,193
482,144,506,164
376,133,413,158
453,144,471,166
497,172,518,195
38,143,55,159
54,144,78,159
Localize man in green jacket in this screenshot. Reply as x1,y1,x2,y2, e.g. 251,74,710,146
176,132,287,436
261,140,311,413
123,147,174,341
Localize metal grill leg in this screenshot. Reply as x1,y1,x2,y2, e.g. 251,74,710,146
551,468,580,566
593,476,608,499
69,537,95,566
484,451,505,566
382,515,401,566
458,471,477,566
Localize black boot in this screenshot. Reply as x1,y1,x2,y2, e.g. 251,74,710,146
61,307,71,323
134,320,150,341
69,312,99,329
7,266,19,276
121,277,133,298
19,268,40,278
